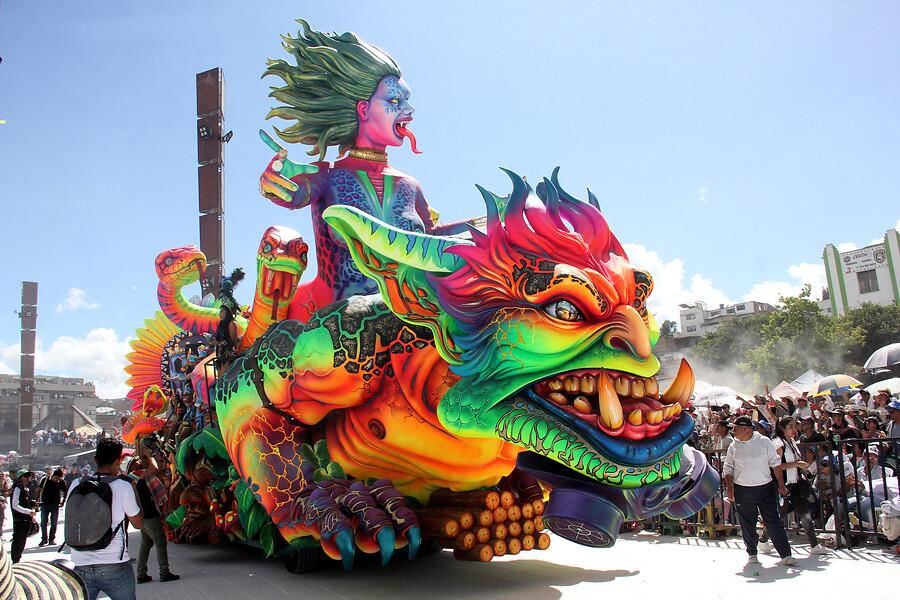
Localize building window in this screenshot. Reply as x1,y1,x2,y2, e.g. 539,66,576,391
685,313,696,321
687,326,697,332
726,308,735,314
857,269,879,294
736,303,746,310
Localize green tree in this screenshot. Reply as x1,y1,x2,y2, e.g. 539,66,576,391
660,319,679,338
841,303,900,366
693,286,866,385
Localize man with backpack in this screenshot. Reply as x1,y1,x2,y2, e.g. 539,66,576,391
65,439,143,600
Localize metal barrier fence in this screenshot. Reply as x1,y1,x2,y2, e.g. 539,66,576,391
645,436,900,550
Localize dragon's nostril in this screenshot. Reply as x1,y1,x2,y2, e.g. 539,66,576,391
608,337,633,354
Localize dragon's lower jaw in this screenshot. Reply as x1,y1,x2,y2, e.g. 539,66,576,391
260,266,300,300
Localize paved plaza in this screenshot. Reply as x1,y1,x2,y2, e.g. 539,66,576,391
4,510,898,600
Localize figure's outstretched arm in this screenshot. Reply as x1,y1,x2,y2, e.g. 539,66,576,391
414,186,479,235
259,129,323,210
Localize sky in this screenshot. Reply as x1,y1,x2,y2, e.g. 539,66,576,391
0,2,898,398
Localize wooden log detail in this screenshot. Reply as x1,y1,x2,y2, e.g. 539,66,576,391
493,523,508,540
490,538,507,557
475,527,491,544
453,544,494,562
418,514,459,538
418,508,475,531
453,531,477,551
492,506,508,524
534,516,545,531
507,520,522,538
522,534,535,551
522,519,535,535
477,509,494,527
507,537,522,555
506,504,522,522
532,499,545,516
431,490,500,510
499,490,515,509
521,502,535,520
536,532,551,550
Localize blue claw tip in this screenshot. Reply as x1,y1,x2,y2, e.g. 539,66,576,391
406,527,421,560
335,530,355,571
376,527,396,567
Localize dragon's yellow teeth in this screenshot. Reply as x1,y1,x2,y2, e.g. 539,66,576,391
663,404,680,420
548,379,563,391
614,376,630,397
564,376,580,393
646,409,663,425
573,396,592,415
548,392,568,405
645,378,659,396
597,372,624,430
627,409,643,426
580,375,596,394
631,379,645,399
660,359,695,408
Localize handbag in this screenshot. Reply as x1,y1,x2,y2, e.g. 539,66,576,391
28,518,40,537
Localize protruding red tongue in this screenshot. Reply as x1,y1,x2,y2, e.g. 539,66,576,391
398,124,421,154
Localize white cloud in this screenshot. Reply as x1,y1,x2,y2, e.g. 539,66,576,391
836,242,858,253
0,328,131,399
56,288,100,313
623,244,830,325
697,184,709,206
623,243,731,324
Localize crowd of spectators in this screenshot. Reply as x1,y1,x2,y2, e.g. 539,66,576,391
689,387,900,551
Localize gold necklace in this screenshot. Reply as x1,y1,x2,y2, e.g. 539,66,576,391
349,147,388,163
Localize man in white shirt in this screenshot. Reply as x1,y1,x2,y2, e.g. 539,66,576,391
68,439,143,600
724,415,795,566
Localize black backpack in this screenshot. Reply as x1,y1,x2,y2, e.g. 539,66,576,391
62,475,129,556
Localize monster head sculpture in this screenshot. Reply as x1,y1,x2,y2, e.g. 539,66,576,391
323,169,697,499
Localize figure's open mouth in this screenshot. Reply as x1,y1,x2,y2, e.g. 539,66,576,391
260,265,299,300
531,363,693,441
393,117,412,138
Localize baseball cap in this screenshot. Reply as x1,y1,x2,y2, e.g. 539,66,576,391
887,399,900,412
15,469,32,479
734,415,753,427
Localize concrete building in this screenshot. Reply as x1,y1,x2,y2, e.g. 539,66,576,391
0,374,121,451
822,228,900,317
676,300,775,338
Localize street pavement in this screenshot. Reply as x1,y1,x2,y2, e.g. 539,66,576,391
3,508,898,600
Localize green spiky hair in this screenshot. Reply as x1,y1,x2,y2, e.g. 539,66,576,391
264,19,402,160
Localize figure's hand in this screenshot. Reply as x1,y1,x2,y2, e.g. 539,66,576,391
259,130,318,204
795,460,809,470
726,489,735,503
778,485,789,497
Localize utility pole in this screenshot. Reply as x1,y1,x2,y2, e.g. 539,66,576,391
196,68,228,297
18,281,37,454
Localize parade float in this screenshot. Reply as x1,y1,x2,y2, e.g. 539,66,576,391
122,19,718,572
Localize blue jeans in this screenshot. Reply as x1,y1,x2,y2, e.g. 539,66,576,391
75,562,136,600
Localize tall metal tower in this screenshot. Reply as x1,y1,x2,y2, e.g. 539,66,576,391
196,68,227,297
18,281,37,454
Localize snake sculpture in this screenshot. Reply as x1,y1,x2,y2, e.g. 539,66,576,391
154,225,308,351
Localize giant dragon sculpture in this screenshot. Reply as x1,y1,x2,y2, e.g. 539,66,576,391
123,18,717,573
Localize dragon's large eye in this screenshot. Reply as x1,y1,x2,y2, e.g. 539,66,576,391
164,257,173,266
543,299,584,322
262,242,273,254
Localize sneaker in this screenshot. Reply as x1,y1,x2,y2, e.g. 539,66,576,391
38,540,48,547
776,556,797,566
746,555,760,565
810,545,831,556
159,573,180,583
758,541,774,554
137,575,153,584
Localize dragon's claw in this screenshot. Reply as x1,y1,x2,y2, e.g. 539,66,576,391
294,478,420,570
376,527,396,566
335,529,356,571
405,526,421,560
